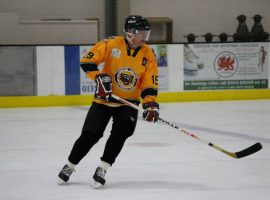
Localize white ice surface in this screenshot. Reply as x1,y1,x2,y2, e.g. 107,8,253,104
0,100,270,200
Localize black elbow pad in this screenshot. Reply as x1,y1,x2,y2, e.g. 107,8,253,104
80,63,98,72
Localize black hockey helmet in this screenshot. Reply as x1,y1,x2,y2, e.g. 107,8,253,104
124,15,150,32
124,15,150,41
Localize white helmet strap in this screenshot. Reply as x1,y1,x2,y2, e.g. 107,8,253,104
125,31,135,40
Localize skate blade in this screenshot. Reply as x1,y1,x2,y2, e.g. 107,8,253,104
91,180,104,189
57,179,68,185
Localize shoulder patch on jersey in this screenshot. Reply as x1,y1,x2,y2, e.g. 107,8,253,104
111,48,121,58
142,57,148,66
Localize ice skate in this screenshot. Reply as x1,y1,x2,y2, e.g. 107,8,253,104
91,166,107,189
58,164,75,185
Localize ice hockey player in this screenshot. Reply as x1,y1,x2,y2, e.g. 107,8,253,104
58,15,159,189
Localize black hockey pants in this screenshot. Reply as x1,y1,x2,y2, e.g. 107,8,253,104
68,102,138,165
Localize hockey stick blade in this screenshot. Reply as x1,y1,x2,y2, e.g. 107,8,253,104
209,142,263,159
235,142,263,159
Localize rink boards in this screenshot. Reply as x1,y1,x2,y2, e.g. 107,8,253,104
1,89,270,108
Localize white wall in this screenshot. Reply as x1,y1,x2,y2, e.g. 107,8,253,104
168,45,183,91
269,44,270,88
131,0,270,42
36,46,65,95
1,0,270,43
0,0,104,44
0,0,103,21
0,13,99,44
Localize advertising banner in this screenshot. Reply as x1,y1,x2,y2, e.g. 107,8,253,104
184,43,268,90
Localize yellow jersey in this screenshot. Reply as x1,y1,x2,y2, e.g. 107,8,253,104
80,36,158,106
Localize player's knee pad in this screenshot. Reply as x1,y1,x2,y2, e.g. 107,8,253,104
112,120,137,139
80,130,104,141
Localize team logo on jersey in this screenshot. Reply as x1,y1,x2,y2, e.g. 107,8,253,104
114,67,138,91
111,48,121,58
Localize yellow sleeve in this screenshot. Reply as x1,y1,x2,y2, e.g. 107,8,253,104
80,39,108,80
141,49,159,104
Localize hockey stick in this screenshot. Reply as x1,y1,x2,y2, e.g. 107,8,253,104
111,94,263,159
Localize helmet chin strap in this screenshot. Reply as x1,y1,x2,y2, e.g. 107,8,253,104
125,32,138,49
125,32,134,40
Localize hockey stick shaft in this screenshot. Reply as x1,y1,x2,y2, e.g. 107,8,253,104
111,94,262,159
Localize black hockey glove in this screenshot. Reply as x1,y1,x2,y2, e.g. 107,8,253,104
142,102,159,122
95,73,112,101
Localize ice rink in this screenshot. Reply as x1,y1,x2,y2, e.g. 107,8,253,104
0,99,269,200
